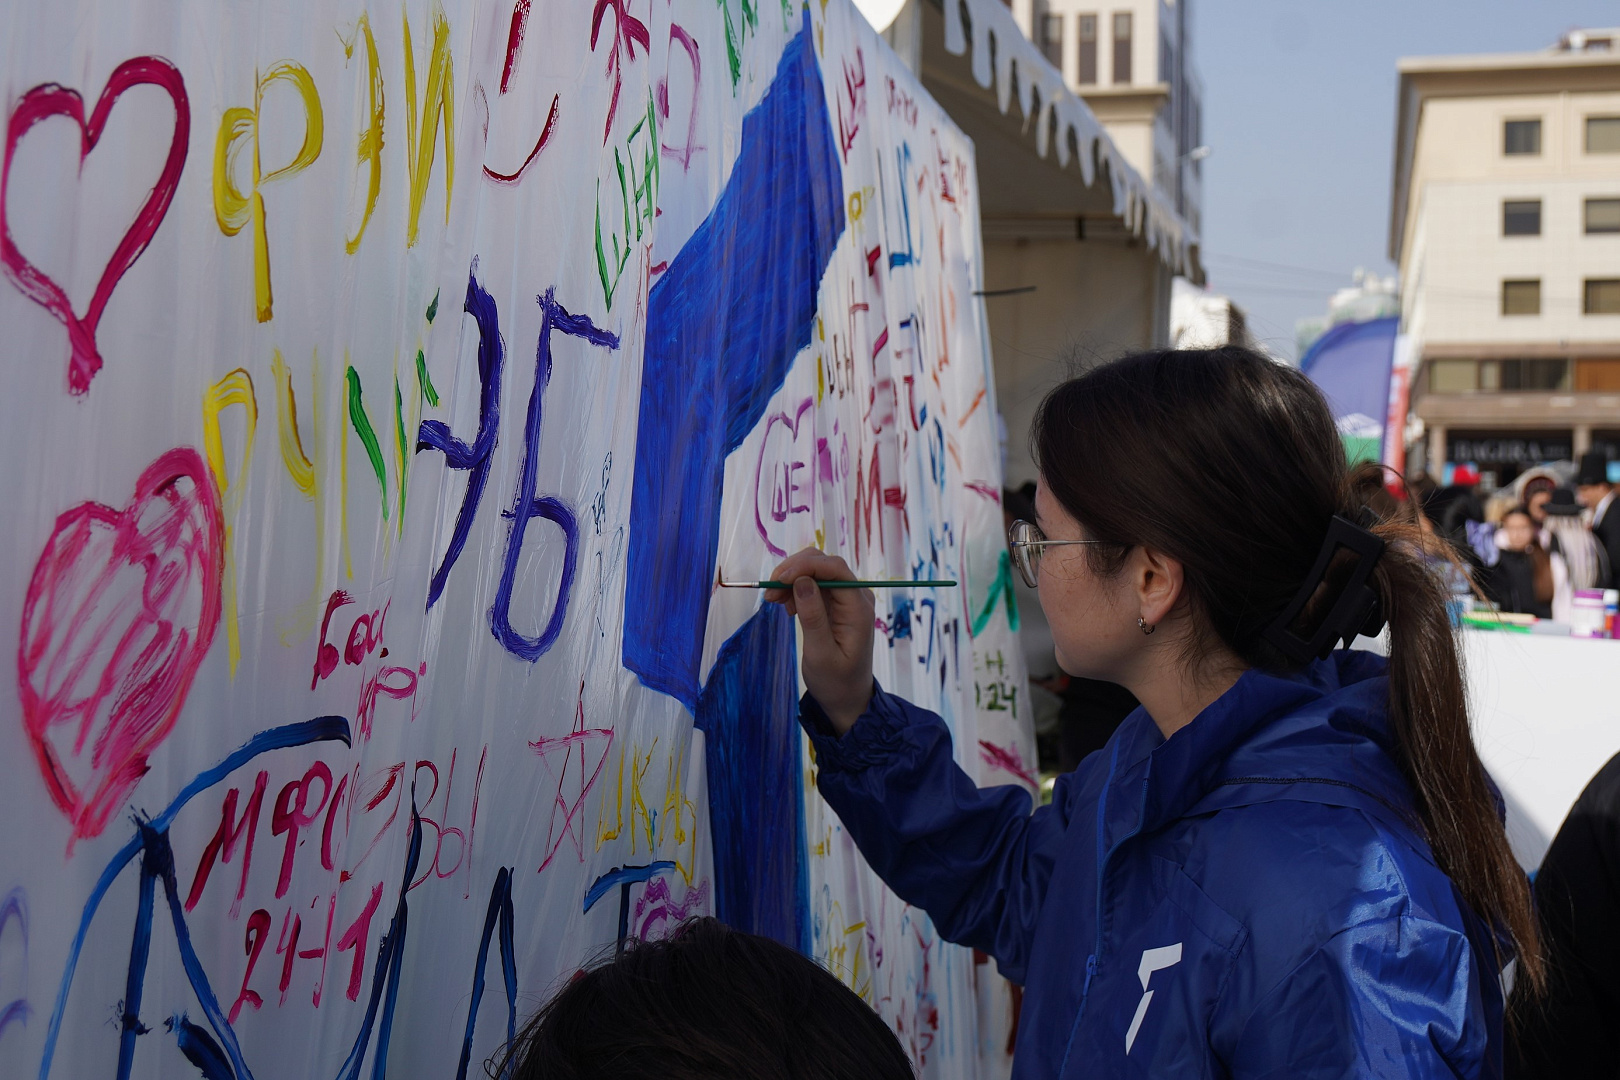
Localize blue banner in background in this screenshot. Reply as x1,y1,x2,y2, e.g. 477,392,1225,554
1300,316,1400,466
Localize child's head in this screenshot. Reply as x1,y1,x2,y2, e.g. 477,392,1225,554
494,917,914,1080
1500,506,1536,551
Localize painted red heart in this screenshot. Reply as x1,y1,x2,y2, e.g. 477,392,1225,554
17,447,223,847
1,56,190,396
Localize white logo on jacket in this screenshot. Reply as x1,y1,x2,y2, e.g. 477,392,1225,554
1124,943,1183,1053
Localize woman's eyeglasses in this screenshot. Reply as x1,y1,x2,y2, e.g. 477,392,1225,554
1006,519,1116,589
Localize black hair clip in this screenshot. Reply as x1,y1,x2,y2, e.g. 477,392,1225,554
1262,515,1387,665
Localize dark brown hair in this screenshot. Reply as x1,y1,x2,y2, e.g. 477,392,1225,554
1032,346,1542,993
490,917,915,1079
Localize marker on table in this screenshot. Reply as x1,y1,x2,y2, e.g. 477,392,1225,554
718,579,957,589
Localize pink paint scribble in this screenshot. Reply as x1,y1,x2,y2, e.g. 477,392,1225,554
657,24,703,171
978,739,1037,789
590,0,650,144
634,876,710,941
1,56,191,395
499,0,531,95
753,396,817,558
17,447,223,846
482,94,559,185
531,685,614,872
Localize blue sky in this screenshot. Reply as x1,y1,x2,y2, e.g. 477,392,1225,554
1195,0,1617,359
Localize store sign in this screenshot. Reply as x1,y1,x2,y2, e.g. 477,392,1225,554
1449,436,1572,464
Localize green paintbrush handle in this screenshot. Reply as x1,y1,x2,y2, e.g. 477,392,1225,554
753,579,957,589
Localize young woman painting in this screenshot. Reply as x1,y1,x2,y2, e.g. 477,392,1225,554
768,347,1538,1079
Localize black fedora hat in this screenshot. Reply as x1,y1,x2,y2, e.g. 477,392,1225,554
1576,451,1613,487
1545,487,1584,516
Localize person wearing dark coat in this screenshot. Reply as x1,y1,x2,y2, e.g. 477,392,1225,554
1507,752,1620,1076
1576,450,1620,588
1481,507,1553,618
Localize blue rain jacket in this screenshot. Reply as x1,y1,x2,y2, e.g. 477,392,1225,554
802,651,1506,1078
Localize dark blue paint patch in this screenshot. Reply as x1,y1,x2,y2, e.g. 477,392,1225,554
623,10,845,708
168,1014,233,1080
693,604,809,952
889,597,914,641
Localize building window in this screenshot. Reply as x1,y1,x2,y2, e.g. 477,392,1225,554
1039,14,1064,68
1503,119,1542,156
1588,198,1620,234
1576,359,1620,391
1159,30,1174,84
1587,279,1620,315
1502,279,1541,315
1482,358,1571,390
1587,116,1620,154
1112,12,1133,84
1078,15,1098,83
1502,200,1541,236
1430,359,1478,392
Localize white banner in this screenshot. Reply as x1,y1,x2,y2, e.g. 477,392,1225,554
0,2,1033,1076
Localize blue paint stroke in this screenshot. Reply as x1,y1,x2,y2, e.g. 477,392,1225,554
332,801,423,1080
116,842,157,1079
582,862,677,914
167,1014,233,1080
40,717,350,1080
455,867,518,1080
583,862,677,957
418,267,503,611
157,825,253,1080
623,10,845,708
888,597,914,642
693,605,809,952
0,888,29,1040
490,289,617,661
884,143,915,269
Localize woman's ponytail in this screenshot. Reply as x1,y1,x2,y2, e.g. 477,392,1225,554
1357,466,1545,995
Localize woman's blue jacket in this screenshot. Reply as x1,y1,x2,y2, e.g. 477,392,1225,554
801,650,1505,1078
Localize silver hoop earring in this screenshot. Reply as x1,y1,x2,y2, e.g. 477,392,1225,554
1138,617,1156,635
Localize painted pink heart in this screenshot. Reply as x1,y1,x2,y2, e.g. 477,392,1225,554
1,56,190,396
17,447,223,847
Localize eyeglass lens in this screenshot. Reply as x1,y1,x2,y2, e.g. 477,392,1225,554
1009,520,1040,589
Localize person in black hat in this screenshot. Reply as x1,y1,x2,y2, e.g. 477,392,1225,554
1575,451,1620,588
1544,487,1610,620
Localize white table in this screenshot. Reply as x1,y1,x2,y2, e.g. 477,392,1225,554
1459,630,1620,869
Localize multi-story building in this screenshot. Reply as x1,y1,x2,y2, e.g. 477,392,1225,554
860,0,1201,488
1391,30,1620,489
1014,0,1204,235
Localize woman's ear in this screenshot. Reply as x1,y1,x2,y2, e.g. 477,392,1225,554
1134,546,1185,627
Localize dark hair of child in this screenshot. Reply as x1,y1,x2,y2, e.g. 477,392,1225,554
490,917,915,1080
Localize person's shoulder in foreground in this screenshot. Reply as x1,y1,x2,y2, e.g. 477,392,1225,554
491,916,915,1080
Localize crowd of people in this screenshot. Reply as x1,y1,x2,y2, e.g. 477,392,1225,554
1423,451,1620,624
